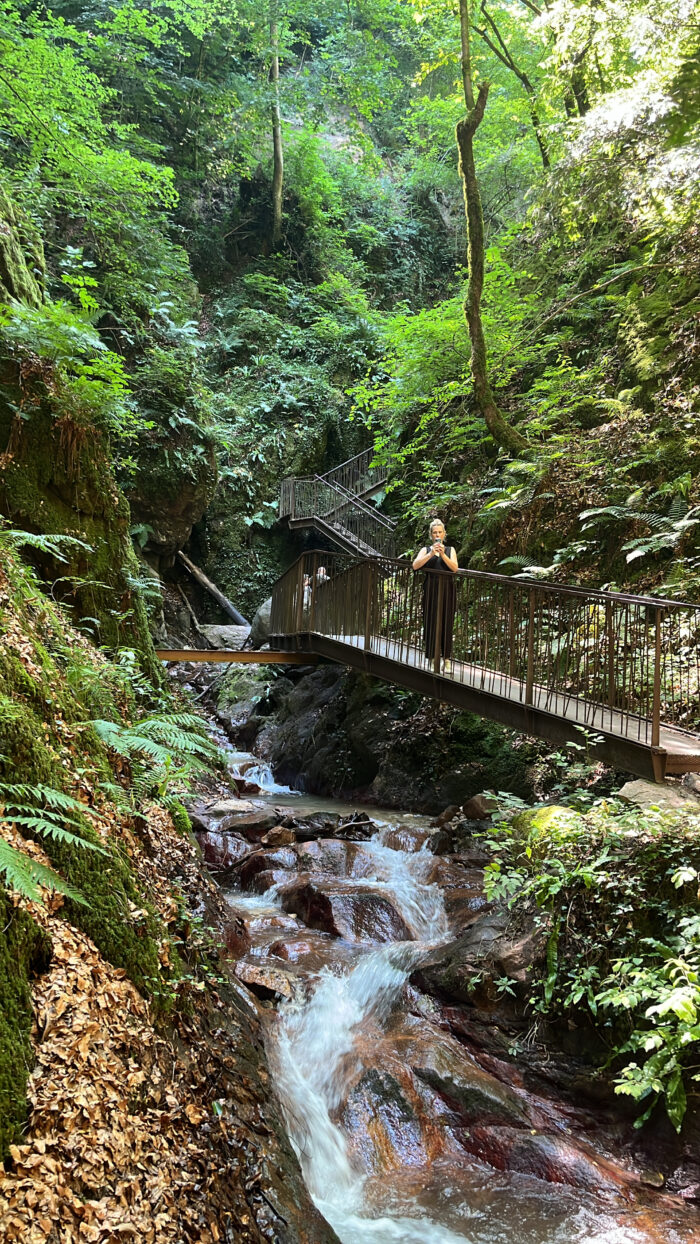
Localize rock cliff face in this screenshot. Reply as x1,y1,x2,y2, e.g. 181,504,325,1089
217,662,544,813
0,187,157,662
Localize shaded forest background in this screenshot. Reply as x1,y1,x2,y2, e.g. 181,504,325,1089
1,0,698,624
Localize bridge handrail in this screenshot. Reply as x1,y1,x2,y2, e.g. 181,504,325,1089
318,447,386,496
271,547,699,612
269,549,700,748
280,476,395,528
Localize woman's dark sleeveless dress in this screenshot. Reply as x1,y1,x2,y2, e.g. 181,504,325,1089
421,551,457,660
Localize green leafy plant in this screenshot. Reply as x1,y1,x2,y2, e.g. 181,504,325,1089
0,783,105,904
481,799,700,1130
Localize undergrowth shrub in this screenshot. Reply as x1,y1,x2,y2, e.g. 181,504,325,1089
483,799,700,1131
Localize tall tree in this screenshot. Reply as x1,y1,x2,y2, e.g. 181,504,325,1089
270,0,284,249
473,0,550,169
456,0,528,455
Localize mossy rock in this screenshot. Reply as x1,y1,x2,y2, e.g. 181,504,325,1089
510,804,582,860
0,183,44,308
0,393,161,678
0,886,52,1159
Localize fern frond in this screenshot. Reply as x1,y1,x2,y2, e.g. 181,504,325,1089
0,814,106,853
0,838,86,905
0,528,92,564
0,784,87,813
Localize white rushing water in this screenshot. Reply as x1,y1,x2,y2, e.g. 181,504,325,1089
267,835,471,1244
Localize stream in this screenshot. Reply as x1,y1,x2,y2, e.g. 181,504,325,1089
204,741,696,1244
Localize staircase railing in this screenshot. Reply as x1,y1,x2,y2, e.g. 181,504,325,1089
318,447,386,497
279,475,396,557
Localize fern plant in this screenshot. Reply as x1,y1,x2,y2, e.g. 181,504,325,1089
92,711,220,803
0,783,105,905
581,501,700,563
0,526,92,563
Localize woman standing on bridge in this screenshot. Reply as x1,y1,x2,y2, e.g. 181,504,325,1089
413,519,459,665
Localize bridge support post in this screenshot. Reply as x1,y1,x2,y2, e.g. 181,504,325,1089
309,552,318,632
525,587,536,705
651,606,663,749
295,557,306,637
364,560,375,653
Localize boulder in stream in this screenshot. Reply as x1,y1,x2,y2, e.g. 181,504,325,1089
280,880,413,943
197,830,251,872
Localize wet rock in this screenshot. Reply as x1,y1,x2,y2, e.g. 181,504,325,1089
197,830,251,871
442,886,492,926
268,934,331,963
202,797,257,818
451,844,492,867
380,825,433,853
236,779,264,796
218,808,280,840
407,1025,533,1127
237,848,298,889
261,826,297,847
249,868,299,895
339,1068,441,1174
293,839,376,879
280,881,413,943
234,960,298,1001
457,1124,630,1193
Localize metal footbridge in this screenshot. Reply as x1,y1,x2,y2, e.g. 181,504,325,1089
268,549,700,783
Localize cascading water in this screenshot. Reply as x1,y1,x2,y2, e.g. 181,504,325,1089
212,744,691,1243
268,856,466,1244
263,825,686,1244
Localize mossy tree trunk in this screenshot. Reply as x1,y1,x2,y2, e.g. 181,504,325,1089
457,0,529,456
270,0,284,250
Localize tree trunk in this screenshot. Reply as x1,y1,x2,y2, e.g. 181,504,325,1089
270,0,284,250
475,2,550,170
457,0,529,455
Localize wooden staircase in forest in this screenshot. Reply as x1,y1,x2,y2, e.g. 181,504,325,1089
279,448,396,557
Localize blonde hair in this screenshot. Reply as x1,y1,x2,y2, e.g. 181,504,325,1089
429,518,444,536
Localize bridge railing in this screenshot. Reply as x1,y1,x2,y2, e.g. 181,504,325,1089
318,447,386,496
279,476,396,556
269,550,700,744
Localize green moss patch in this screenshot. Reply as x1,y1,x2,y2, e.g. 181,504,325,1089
0,886,52,1159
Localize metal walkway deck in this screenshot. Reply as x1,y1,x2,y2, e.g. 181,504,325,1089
268,551,700,783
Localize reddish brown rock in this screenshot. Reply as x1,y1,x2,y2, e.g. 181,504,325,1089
237,848,298,889
222,918,250,959
462,793,497,820
435,804,461,826
457,1124,633,1194
268,935,326,962
218,808,279,840
293,839,375,879
261,826,297,847
281,881,413,943
197,831,250,871
235,960,297,1000
380,825,432,853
